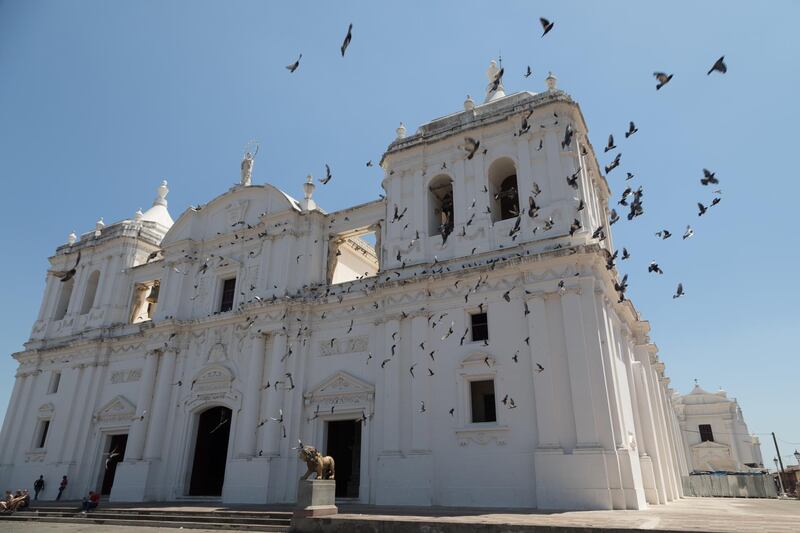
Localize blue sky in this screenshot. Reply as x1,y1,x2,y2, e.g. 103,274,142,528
1,1,798,467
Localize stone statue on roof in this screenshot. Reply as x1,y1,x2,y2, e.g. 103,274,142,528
240,141,260,186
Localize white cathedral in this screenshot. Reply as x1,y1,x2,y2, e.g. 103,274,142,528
0,64,704,511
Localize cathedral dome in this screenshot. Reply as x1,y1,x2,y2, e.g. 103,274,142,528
141,180,174,229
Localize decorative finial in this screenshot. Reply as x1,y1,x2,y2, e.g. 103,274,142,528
694,378,698,385
464,95,475,111
134,208,144,222
485,59,505,102
546,71,557,92
301,174,317,211
94,217,105,238
396,122,406,139
67,232,77,245
153,180,169,207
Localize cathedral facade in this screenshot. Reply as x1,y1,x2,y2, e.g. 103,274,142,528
0,68,689,510
673,384,764,473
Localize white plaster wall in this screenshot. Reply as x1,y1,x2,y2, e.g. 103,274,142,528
0,89,689,511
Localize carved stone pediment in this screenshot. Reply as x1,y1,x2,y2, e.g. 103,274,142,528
208,342,228,363
95,395,136,423
110,368,142,384
691,441,730,450
304,371,374,413
455,426,509,447
460,351,495,368
225,200,250,227
320,335,369,356
193,364,234,394
38,402,55,415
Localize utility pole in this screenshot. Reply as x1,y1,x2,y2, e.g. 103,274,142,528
772,432,787,498
772,432,786,473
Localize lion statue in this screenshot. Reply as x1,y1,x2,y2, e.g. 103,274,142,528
297,445,335,481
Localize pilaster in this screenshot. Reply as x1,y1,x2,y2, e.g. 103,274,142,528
410,315,430,452
381,318,401,453
236,333,266,458
262,332,287,455
55,365,85,463
144,349,178,459
527,293,560,449
0,374,28,465
125,350,159,460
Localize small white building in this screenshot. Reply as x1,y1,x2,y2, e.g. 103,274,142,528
0,64,690,510
673,384,764,473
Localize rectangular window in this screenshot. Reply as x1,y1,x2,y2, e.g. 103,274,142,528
470,312,488,342
37,420,50,449
48,372,61,394
219,277,236,312
699,424,714,442
470,380,496,423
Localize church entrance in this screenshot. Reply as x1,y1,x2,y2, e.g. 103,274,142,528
100,433,127,496
326,419,361,498
189,406,232,496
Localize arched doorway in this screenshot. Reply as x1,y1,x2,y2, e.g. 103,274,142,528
189,406,232,496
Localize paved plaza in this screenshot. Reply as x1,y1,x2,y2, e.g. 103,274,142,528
313,497,800,532
0,498,797,532
0,525,256,533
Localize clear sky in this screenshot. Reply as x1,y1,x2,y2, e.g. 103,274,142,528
1,1,798,468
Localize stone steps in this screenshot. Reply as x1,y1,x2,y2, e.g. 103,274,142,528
0,506,293,532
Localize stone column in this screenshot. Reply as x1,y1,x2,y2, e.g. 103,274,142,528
381,318,401,452
594,300,625,448
0,374,27,464
515,134,534,227
642,361,672,502
451,159,466,227
55,365,85,463
666,399,688,495
62,364,95,464
631,358,667,504
236,333,266,458
125,350,159,461
66,265,90,319
370,223,382,270
257,239,273,290
276,332,310,500
559,289,600,446
471,151,491,225
144,349,178,459
276,236,294,295
411,172,424,238
92,255,112,313
653,373,679,500
527,293,560,449
36,276,59,322
410,315,430,452
7,372,37,464
262,332,287,455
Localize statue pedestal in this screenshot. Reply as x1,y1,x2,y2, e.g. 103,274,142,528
293,479,338,518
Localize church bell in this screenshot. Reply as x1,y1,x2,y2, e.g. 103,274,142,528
146,281,160,303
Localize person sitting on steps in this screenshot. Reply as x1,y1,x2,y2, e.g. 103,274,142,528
12,490,29,512
0,491,14,513
80,491,100,514
1,490,28,513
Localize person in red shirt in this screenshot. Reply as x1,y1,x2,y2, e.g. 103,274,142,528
80,491,100,513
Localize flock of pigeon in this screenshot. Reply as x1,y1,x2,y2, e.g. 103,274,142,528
68,16,730,437
283,17,727,307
